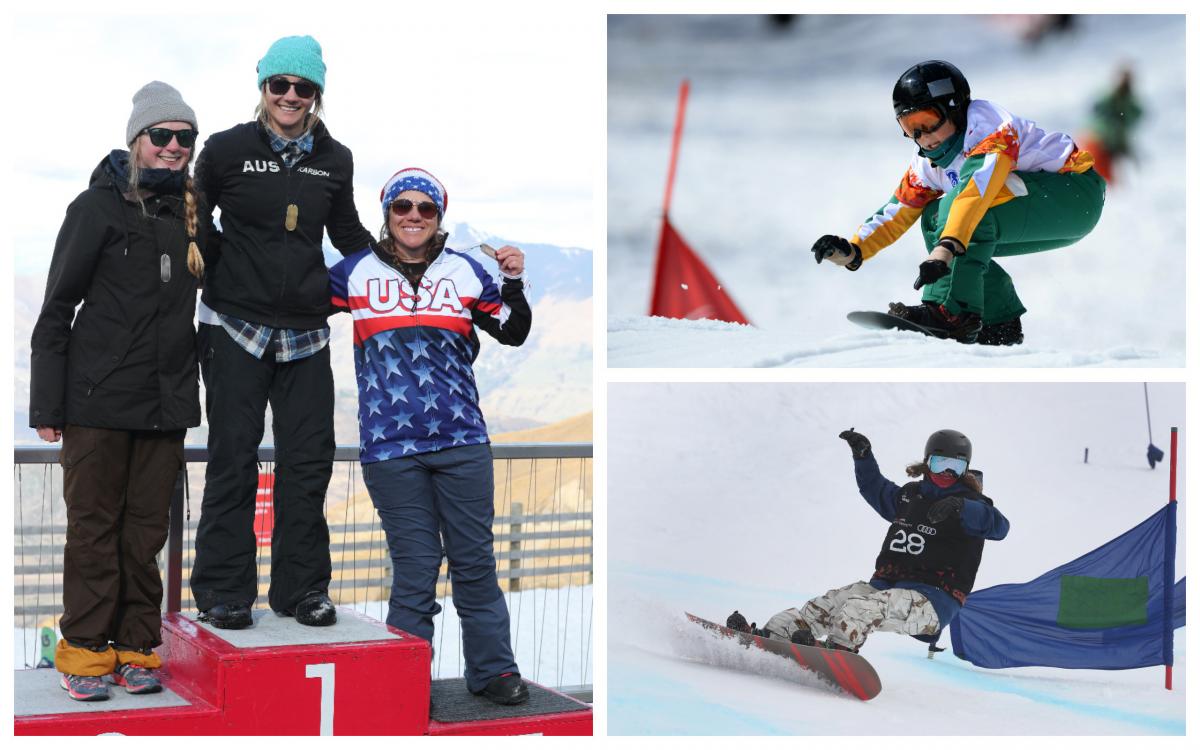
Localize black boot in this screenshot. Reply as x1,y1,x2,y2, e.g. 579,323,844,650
198,603,252,630
291,592,337,627
977,316,1024,346
789,623,817,647
889,301,981,344
472,673,529,705
726,610,753,633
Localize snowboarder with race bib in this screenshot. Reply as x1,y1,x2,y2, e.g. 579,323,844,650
727,428,1009,653
812,60,1105,345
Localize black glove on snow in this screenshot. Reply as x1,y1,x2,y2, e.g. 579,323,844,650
913,259,951,290
927,496,965,523
838,429,872,459
812,235,862,271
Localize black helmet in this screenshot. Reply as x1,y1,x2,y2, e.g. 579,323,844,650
893,60,971,129
925,429,972,464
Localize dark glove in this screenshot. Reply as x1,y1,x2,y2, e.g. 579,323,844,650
812,235,862,271
838,429,872,459
927,496,965,523
913,259,950,290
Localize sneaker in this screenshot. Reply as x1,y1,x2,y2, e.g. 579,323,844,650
977,316,1024,346
471,672,530,705
60,673,110,701
112,663,163,695
198,603,253,629
889,301,981,344
292,592,337,627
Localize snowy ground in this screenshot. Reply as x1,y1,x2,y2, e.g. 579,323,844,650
607,15,1185,367
15,585,592,691
608,383,1185,734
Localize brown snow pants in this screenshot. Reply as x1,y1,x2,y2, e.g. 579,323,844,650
58,425,183,661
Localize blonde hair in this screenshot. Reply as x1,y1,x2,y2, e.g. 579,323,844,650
255,86,325,133
126,134,204,279
905,461,983,493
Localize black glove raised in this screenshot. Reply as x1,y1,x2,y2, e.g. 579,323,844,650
927,496,965,523
838,429,872,459
812,235,862,271
913,259,951,290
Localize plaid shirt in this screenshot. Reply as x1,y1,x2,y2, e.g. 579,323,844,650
265,124,314,169
217,313,329,363
210,125,323,360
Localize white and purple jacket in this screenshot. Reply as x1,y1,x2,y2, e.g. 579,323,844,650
330,241,531,463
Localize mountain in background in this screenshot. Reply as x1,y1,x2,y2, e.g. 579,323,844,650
14,221,591,444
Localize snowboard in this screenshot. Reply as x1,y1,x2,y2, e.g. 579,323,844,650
847,310,948,340
685,612,882,701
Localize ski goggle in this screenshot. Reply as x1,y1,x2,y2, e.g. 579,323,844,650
389,199,440,220
928,454,968,476
143,127,198,149
898,107,947,139
266,76,318,100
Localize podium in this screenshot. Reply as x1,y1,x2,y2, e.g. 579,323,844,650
14,609,591,735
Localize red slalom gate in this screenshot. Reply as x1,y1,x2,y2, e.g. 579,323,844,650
15,609,592,735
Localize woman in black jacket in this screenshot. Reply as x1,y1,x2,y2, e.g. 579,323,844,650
189,35,374,629
30,81,205,701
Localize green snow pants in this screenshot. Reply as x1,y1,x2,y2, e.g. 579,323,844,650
920,168,1106,324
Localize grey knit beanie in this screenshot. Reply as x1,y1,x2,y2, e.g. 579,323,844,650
126,81,198,145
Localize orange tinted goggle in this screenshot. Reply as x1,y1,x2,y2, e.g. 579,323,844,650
898,107,947,139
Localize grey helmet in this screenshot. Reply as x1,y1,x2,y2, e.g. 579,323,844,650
925,429,971,464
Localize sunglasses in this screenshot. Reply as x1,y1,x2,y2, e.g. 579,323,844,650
267,76,318,99
898,107,947,140
389,199,440,220
928,454,968,477
143,127,198,149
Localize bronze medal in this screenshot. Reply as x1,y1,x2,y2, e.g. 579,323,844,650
285,204,299,231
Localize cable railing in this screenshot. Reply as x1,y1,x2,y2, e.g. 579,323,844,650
13,443,592,700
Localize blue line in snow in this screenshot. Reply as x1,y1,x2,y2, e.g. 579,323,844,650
912,655,1184,734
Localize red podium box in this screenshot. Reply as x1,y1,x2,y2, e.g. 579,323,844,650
15,608,591,735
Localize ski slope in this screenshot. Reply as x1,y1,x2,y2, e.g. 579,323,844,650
607,15,1185,367
608,383,1185,734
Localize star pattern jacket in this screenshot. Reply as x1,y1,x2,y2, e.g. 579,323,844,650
852,99,1095,260
329,241,531,463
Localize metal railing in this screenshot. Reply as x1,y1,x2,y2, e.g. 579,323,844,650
13,443,592,698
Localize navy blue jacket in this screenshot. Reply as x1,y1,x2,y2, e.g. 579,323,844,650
853,453,1010,628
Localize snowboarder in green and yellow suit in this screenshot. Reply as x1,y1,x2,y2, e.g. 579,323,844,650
812,60,1106,345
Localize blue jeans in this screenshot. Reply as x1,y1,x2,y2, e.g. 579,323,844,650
362,444,518,692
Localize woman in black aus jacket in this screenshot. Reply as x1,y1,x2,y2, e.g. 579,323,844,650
30,81,205,702
189,35,374,629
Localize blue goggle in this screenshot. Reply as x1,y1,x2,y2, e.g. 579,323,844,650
928,454,968,476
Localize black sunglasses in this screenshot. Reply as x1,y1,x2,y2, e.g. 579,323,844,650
143,127,198,149
390,199,439,220
267,76,318,99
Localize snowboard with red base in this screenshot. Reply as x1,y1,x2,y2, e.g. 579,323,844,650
685,612,882,701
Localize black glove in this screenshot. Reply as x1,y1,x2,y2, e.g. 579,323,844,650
913,259,951,290
812,235,862,271
927,496,965,523
838,429,872,459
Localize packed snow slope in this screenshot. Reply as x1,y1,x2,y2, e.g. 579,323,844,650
608,383,1185,734
607,15,1185,367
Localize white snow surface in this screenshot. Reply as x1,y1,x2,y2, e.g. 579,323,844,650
608,383,1185,734
607,15,1185,367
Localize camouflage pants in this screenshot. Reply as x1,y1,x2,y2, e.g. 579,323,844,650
765,581,940,649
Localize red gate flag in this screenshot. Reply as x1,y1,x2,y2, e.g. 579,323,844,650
254,472,274,547
650,216,750,324
648,79,750,325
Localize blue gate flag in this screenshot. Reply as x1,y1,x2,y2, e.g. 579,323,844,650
950,504,1179,670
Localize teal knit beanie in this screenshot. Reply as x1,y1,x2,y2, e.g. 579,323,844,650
256,35,326,92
